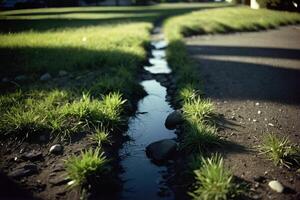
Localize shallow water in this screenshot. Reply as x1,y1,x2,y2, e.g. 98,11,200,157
120,35,176,199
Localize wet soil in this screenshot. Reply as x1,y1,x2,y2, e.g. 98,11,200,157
185,25,300,200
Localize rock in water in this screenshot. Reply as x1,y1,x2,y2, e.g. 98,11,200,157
40,73,51,81
146,139,177,162
165,110,183,130
49,144,63,154
268,180,284,193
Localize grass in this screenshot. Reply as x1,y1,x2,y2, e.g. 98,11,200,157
181,119,220,153
65,147,109,188
183,97,214,123
0,91,126,137
0,2,227,139
258,133,300,168
90,126,111,146
165,7,300,39
190,154,235,200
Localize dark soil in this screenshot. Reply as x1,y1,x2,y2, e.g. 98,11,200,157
185,25,300,200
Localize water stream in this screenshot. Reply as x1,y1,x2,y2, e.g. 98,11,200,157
120,27,176,200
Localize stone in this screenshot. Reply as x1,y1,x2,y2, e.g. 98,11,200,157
165,110,183,130
15,75,27,81
58,70,68,77
40,73,52,81
9,164,38,179
146,139,177,162
49,144,63,154
22,151,43,161
268,180,284,193
268,123,275,127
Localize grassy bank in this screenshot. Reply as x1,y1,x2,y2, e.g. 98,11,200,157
164,6,300,199
0,3,229,198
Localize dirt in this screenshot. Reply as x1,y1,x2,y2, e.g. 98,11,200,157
185,25,300,199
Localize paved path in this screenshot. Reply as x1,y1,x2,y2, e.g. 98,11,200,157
186,25,300,200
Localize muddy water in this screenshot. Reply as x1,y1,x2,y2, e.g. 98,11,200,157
120,29,176,200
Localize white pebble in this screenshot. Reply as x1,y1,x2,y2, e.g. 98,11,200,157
268,123,274,127
268,180,284,193
258,110,261,115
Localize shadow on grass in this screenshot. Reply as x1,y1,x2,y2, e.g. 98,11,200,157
0,5,230,33
0,46,143,77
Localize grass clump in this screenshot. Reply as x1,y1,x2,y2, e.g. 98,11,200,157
258,133,299,168
65,147,109,188
183,97,214,123
0,91,126,138
190,154,235,200
181,119,220,153
90,126,111,146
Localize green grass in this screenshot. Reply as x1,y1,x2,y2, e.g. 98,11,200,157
190,154,235,200
183,97,214,123
258,133,300,168
65,147,109,188
0,91,126,137
90,126,111,146
0,3,228,139
165,7,300,39
181,119,220,153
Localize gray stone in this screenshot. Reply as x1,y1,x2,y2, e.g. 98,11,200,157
22,151,43,161
58,70,68,77
165,110,183,130
146,139,177,162
40,73,52,81
268,180,284,193
15,75,27,81
49,144,63,154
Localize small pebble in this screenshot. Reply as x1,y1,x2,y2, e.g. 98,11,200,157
268,180,284,193
255,102,260,106
258,110,261,114
49,144,63,154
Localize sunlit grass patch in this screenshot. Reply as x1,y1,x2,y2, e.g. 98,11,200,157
258,133,300,168
65,147,109,188
90,126,111,146
165,7,300,39
190,154,236,200
181,119,220,153
0,90,126,138
183,97,214,123
0,23,151,76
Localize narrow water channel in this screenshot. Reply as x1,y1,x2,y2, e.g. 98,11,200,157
120,26,176,200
